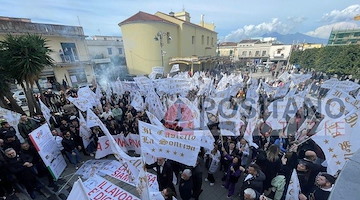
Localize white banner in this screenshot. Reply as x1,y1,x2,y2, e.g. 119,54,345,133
67,178,90,200
0,107,22,141
139,121,201,166
130,91,145,111
83,175,140,200
75,160,113,179
79,111,92,148
152,67,164,74
39,99,51,124
170,64,180,73
86,108,102,128
285,170,300,200
95,134,141,159
146,111,164,127
99,160,159,192
28,124,66,180
313,111,360,175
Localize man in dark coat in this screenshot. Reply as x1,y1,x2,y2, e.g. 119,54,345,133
0,121,16,140
146,158,176,193
191,157,203,200
239,163,266,199
179,169,193,200
4,148,39,199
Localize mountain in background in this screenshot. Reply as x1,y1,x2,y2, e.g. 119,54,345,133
261,32,328,44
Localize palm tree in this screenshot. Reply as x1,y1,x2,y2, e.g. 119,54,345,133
0,34,53,116
0,67,25,114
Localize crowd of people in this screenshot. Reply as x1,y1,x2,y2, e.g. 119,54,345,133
1,65,355,200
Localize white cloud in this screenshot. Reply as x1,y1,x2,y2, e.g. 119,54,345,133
306,22,359,39
223,18,297,42
321,4,360,23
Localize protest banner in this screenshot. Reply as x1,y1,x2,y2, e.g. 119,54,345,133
28,124,66,180
67,178,90,200
139,121,201,166
39,99,51,124
99,160,159,192
75,160,113,179
170,64,180,73
95,134,141,159
83,175,140,200
285,170,301,200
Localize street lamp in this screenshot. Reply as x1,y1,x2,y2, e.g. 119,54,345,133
154,31,171,67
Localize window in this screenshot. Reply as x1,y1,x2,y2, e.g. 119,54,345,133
118,48,123,55
201,35,204,45
211,37,214,45
60,43,79,62
262,51,267,56
192,36,195,44
255,51,260,56
107,48,112,55
242,51,247,56
207,36,209,45
249,51,252,56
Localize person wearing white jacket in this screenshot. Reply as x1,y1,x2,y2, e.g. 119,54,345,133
205,145,221,186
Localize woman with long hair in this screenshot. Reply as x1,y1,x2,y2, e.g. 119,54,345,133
261,144,282,191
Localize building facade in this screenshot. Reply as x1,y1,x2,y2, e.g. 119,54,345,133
86,36,126,82
0,16,94,88
218,42,237,57
235,39,272,65
119,11,218,75
328,29,360,46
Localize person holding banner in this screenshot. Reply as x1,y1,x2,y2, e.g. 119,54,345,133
146,158,176,194
61,131,82,169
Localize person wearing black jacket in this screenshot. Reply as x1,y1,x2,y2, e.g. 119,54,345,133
239,163,266,200
0,122,16,140
191,157,203,200
20,142,58,190
179,169,193,200
4,148,39,199
146,158,176,193
61,131,81,169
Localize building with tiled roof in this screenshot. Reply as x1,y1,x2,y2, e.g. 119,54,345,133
119,10,218,75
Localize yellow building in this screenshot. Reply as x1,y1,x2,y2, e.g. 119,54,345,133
119,11,218,75
299,43,323,50
218,42,237,58
0,16,94,88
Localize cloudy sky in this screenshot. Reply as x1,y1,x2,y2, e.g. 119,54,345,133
1,0,359,41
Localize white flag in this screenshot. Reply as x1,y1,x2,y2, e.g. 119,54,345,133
0,107,22,141
78,111,92,148
86,108,102,128
312,111,360,175
285,170,301,200
39,99,51,124
67,178,89,200
170,64,180,73
146,111,164,127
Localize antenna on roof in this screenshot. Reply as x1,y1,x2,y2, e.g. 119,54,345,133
77,16,81,26
182,4,185,11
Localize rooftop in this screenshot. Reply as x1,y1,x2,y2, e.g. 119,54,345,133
0,17,85,37
119,11,176,26
219,42,237,46
239,39,260,44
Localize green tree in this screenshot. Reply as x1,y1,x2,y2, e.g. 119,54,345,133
0,34,53,116
0,67,25,113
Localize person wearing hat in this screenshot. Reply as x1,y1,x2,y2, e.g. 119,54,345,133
307,173,335,200
0,121,16,140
